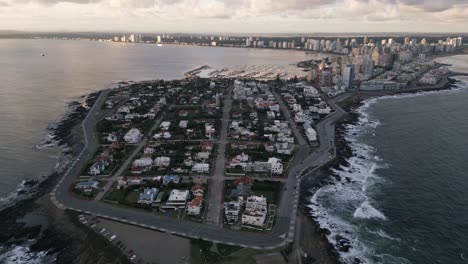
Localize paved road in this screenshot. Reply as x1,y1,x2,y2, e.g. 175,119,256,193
51,85,350,249
205,84,233,227
95,108,169,201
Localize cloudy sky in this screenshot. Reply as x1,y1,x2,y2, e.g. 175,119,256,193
1,0,467,33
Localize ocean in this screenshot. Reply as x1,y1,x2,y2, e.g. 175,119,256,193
0,38,322,203
308,57,468,263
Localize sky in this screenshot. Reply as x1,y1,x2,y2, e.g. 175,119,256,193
0,0,467,33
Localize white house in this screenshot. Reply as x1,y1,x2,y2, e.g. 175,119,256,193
107,133,118,143
117,106,130,114
241,196,268,228
268,157,283,175
133,157,153,168
160,121,171,131
124,128,143,143
192,163,210,173
143,146,155,154
163,189,190,209
224,201,241,224
179,120,188,129
154,157,171,167
275,142,294,155
205,124,216,139
196,152,210,160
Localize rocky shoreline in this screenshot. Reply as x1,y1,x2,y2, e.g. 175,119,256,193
299,77,462,264
0,91,115,263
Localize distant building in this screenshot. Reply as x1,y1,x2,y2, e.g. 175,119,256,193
342,64,355,90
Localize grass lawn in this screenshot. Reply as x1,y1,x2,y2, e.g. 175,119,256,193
124,190,140,204
106,189,127,202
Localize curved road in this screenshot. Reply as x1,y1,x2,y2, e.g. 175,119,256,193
51,86,350,249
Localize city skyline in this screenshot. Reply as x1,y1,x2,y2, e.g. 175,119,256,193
1,0,467,33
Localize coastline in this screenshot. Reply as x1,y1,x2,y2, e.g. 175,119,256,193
0,50,466,263
0,90,119,263
300,75,465,263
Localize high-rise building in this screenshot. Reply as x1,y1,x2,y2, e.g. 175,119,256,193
342,64,355,90
246,38,252,47
157,35,162,43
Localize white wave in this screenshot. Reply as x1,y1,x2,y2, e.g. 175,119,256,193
0,243,57,264
353,200,386,220
307,99,391,263
0,181,26,204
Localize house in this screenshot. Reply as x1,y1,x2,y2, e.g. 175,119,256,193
275,142,295,155
246,162,272,174
89,160,109,176
196,152,210,160
264,142,275,152
224,201,241,224
117,176,143,189
124,128,143,143
205,124,216,139
160,121,171,131
143,146,155,154
178,110,189,117
267,111,276,120
191,184,205,197
179,120,188,129
75,180,99,192
201,142,214,152
163,189,190,209
184,157,194,167
304,121,318,142
228,153,249,169
242,195,268,228
163,175,181,185
192,163,210,173
107,133,118,143
268,158,284,175
133,157,153,168
186,196,203,216
230,176,254,199
154,156,171,167
131,166,150,174
138,188,159,204
117,106,130,114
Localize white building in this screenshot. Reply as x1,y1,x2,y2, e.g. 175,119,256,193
242,196,268,228
124,128,143,143
164,189,190,209
275,142,294,155
191,163,210,173
133,157,153,168
154,157,171,167
179,120,188,129
224,201,241,224
160,121,171,131
107,133,118,143
268,158,283,175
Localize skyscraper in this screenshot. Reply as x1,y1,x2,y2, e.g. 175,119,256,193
342,64,355,90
